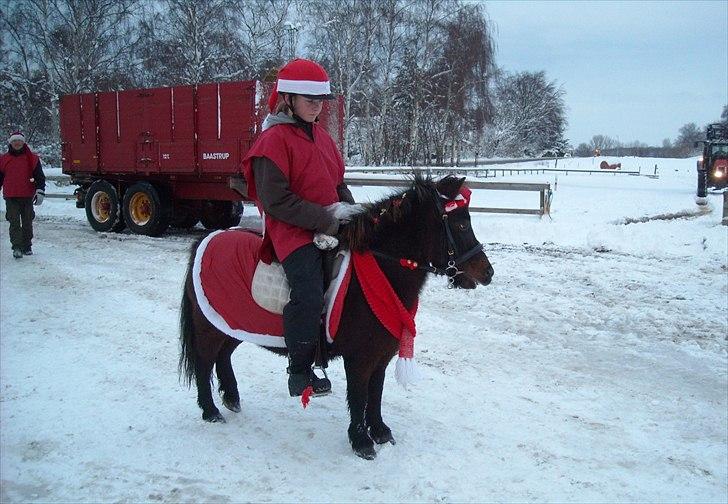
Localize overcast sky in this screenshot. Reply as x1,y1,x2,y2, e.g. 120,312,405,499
482,0,728,146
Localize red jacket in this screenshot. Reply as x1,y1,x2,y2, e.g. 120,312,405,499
242,122,344,261
0,147,42,198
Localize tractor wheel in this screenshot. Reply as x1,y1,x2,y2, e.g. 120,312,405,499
200,201,243,230
85,180,126,232
122,182,172,236
696,170,708,205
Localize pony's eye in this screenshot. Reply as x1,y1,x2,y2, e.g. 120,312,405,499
458,223,469,231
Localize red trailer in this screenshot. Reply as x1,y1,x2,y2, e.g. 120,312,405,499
60,80,344,236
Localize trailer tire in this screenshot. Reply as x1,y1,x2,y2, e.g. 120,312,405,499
122,182,172,236
85,180,126,232
200,201,243,230
171,201,200,229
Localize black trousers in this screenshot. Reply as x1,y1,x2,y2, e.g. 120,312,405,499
281,243,324,373
4,197,34,251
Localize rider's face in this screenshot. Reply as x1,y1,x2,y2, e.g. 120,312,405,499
290,95,324,123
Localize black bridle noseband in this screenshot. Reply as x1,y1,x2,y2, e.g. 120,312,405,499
371,189,485,288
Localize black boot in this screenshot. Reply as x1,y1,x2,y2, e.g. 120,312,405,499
287,345,331,397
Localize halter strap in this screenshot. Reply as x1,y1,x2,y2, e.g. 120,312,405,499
371,187,485,286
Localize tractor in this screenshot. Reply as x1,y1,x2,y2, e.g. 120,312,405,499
695,123,728,204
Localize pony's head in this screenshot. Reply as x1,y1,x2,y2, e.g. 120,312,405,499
341,175,494,288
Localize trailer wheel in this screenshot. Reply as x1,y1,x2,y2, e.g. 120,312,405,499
122,182,172,236
200,201,243,230
85,180,126,232
171,202,200,229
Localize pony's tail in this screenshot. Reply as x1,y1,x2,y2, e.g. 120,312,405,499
179,237,205,388
179,275,196,388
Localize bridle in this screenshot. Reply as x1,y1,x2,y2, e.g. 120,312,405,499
371,188,485,288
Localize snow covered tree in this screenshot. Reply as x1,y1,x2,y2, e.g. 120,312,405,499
485,70,567,157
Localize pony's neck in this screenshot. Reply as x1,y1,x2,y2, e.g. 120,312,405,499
368,219,432,306
371,256,427,309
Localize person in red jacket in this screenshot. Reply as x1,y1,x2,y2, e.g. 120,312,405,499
0,131,45,259
242,59,361,397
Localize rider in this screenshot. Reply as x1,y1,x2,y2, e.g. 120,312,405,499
242,58,359,398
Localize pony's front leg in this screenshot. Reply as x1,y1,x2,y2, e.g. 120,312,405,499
366,364,395,445
344,357,376,460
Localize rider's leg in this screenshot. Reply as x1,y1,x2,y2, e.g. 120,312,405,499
281,243,328,396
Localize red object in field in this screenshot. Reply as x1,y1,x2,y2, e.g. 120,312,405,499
59,80,345,236
599,160,622,170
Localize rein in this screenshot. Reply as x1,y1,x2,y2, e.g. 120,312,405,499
370,188,485,288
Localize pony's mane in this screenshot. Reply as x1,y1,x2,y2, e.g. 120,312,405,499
341,173,440,252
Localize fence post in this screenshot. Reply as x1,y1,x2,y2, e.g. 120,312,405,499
539,188,545,217
723,191,728,226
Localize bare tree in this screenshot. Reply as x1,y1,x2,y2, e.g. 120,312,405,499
574,143,592,157
0,8,51,143
674,122,704,157
228,0,293,78
139,0,244,86
303,0,379,158
588,134,618,153
3,0,140,150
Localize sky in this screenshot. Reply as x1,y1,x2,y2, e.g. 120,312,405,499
482,0,728,147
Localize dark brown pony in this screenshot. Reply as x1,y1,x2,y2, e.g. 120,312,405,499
179,175,494,459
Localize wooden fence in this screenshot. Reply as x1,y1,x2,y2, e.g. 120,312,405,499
344,177,552,217
45,175,553,217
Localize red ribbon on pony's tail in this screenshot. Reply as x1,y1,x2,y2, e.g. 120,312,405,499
301,385,314,409
394,329,420,388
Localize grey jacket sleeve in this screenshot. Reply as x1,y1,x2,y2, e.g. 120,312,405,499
253,156,339,235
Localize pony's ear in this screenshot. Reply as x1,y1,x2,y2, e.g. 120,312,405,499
436,176,466,199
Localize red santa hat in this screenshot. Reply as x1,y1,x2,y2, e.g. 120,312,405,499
441,186,472,213
268,59,334,112
8,131,25,144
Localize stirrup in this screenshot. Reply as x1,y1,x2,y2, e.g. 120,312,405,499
310,366,332,397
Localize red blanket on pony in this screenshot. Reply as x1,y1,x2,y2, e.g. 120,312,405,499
192,229,351,348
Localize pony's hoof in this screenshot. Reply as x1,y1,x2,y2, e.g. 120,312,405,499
203,411,226,423
354,445,377,460
350,424,376,460
369,426,396,445
223,399,241,413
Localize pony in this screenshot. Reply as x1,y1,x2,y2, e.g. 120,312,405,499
179,175,494,459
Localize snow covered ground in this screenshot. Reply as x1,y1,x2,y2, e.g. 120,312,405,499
1,157,726,502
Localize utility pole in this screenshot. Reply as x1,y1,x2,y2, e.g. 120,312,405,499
284,22,301,60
